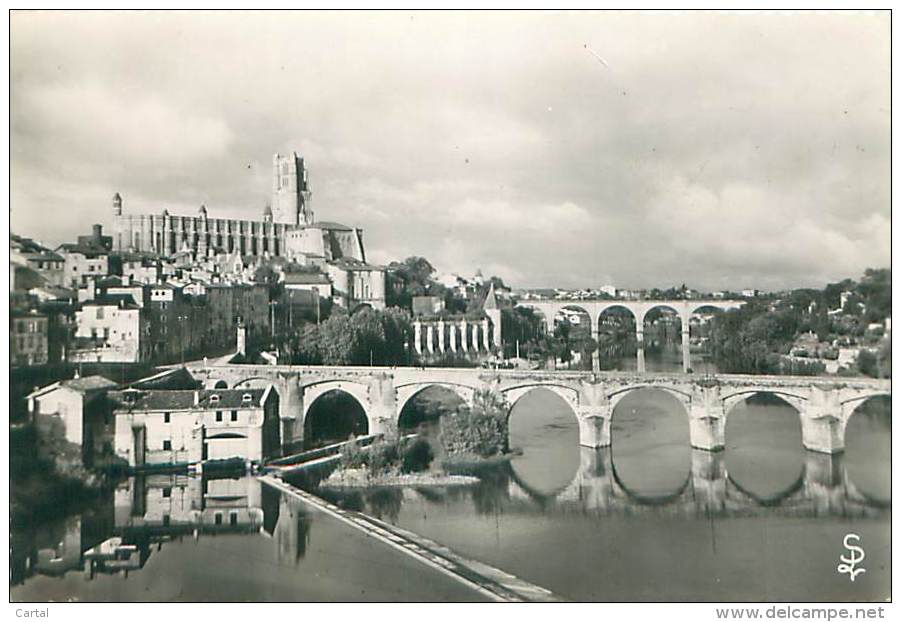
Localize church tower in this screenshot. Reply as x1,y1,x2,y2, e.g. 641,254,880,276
271,152,313,226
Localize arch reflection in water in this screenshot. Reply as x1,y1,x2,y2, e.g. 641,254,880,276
508,388,580,496
610,388,691,499
843,395,891,505
510,446,887,519
724,393,805,503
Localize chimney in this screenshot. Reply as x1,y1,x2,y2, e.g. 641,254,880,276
236,320,247,357
92,224,103,242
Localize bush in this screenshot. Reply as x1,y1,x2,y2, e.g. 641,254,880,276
367,440,400,475
439,389,509,458
400,437,434,473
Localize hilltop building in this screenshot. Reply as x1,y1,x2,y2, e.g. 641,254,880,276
111,151,385,309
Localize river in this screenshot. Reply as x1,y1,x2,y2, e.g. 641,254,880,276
10,364,890,602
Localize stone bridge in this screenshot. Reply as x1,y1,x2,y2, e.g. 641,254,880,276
182,363,889,455
516,298,744,373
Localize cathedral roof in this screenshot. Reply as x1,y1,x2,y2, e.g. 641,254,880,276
312,221,354,232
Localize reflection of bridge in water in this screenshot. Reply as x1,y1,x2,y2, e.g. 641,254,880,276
504,448,888,519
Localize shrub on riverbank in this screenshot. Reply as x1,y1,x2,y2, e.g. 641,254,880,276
439,389,509,459
339,436,434,475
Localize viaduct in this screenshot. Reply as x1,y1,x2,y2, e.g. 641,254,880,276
182,363,890,455
515,298,745,373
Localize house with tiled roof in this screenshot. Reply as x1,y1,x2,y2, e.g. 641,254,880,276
26,375,119,464
108,385,280,468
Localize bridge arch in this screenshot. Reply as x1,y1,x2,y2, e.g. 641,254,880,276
395,382,476,422
300,379,372,425
302,383,371,448
842,393,890,505
840,391,892,416
501,383,580,417
638,302,688,327
607,384,692,414
721,389,807,422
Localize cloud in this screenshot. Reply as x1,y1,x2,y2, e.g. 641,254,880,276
9,11,890,291
14,83,233,167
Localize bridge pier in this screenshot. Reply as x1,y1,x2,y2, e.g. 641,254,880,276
577,405,612,448
800,388,845,454
681,327,691,373
689,384,726,451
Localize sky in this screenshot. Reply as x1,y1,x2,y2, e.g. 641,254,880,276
10,10,891,291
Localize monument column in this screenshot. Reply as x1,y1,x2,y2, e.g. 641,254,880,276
413,321,422,355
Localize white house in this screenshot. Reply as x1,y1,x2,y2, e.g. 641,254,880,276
110,385,281,468
27,375,119,462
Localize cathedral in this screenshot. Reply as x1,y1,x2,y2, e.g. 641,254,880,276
112,152,386,309
112,152,368,264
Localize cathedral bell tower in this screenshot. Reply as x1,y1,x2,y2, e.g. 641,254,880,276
271,152,313,226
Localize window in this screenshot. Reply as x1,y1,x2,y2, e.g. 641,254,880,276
215,512,223,525
164,412,170,424
162,440,172,451
163,487,171,498
162,514,170,526
229,513,238,526
216,411,222,422
230,410,238,422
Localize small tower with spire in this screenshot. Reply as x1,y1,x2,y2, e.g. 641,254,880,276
482,282,502,351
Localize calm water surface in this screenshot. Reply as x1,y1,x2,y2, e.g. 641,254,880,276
10,361,890,602
317,388,891,602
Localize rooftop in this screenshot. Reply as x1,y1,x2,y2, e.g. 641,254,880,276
311,221,354,232
26,375,118,399
109,388,269,412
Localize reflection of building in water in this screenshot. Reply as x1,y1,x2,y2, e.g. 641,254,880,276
115,474,264,534
10,504,114,585
12,475,290,585
274,494,312,565
83,537,149,579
